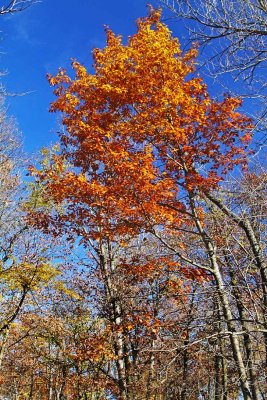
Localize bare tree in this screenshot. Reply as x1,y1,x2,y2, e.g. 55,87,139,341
0,0,38,15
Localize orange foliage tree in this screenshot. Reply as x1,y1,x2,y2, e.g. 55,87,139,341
28,8,256,400
31,8,252,239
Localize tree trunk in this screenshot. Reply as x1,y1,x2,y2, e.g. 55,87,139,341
99,243,127,399
188,192,253,400
146,340,156,400
0,327,9,368
205,192,267,370
228,267,261,400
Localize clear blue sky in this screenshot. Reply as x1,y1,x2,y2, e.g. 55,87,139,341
0,0,249,155
0,1,163,153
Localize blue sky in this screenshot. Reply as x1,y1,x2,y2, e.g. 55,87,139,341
0,0,253,155
0,0,164,153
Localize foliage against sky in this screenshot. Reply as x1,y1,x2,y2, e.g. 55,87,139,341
0,3,266,400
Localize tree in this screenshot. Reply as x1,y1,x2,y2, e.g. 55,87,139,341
29,8,260,399
0,98,64,398
0,0,38,15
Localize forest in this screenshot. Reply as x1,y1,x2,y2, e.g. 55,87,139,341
0,1,266,399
